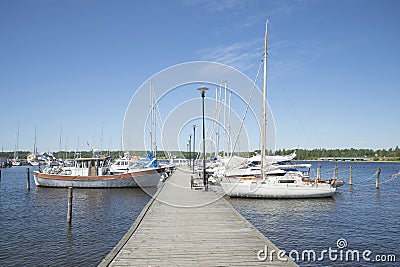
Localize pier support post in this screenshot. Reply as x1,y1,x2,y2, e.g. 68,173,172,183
375,168,381,189
67,187,73,224
26,168,30,190
349,166,353,185
334,164,338,179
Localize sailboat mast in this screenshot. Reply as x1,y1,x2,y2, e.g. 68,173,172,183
149,82,153,156
149,82,157,157
16,124,20,159
34,126,37,155
14,130,18,159
260,20,268,180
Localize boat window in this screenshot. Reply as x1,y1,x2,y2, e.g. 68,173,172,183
278,180,296,183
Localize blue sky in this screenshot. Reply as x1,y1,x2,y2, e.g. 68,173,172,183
0,0,399,152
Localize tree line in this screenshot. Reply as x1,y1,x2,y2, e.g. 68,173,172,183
1,147,399,161
273,147,400,161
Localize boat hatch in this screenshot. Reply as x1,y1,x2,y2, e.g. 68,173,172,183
278,180,296,183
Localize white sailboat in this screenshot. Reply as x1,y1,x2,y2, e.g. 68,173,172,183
12,127,21,166
27,126,40,166
220,21,336,198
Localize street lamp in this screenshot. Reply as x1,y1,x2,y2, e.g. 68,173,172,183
188,134,192,169
192,125,197,174
197,86,208,191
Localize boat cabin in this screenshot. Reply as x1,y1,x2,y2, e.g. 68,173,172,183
66,157,110,176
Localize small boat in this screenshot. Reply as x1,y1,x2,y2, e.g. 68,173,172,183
11,158,21,166
27,153,40,166
109,156,139,174
27,126,40,166
12,126,21,166
220,21,336,198
33,157,165,188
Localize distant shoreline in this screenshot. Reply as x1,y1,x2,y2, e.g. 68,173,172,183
301,159,400,163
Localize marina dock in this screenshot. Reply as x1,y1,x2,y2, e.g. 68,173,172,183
99,168,298,266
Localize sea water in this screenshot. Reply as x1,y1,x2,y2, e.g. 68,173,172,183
0,166,150,266
229,161,400,266
0,162,398,266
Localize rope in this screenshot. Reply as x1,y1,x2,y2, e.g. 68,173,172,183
350,170,380,187
379,171,400,185
225,57,263,168
341,170,400,188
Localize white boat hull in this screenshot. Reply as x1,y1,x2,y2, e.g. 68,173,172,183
33,168,164,188
220,180,336,198
12,161,21,166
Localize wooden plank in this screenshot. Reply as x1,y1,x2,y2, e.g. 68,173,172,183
99,168,298,266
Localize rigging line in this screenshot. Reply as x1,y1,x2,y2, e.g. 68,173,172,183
150,86,173,160
226,58,264,167
378,171,400,185
349,172,383,187
209,86,220,150
155,104,169,157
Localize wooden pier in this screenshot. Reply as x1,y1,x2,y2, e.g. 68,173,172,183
99,168,298,266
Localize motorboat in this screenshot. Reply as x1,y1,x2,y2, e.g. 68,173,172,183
34,156,165,188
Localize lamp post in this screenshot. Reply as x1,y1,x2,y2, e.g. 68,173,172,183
188,134,192,169
197,86,208,191
192,125,197,174
185,142,189,165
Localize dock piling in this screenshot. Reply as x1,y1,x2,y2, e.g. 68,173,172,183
349,166,353,185
334,164,338,179
26,168,30,190
67,187,73,224
316,163,321,181
376,167,381,189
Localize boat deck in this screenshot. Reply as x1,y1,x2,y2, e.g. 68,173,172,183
98,168,298,266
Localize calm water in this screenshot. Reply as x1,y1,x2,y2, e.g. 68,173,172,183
1,162,399,266
0,166,150,266
229,161,400,266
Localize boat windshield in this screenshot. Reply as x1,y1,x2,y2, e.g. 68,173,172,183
114,160,129,166
129,158,152,169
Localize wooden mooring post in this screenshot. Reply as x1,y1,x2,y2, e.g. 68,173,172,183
316,163,321,180
67,187,73,224
334,164,338,179
26,168,30,190
376,167,381,189
349,166,353,185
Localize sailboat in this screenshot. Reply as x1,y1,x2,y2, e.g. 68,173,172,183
27,126,40,166
220,21,336,198
12,127,21,166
